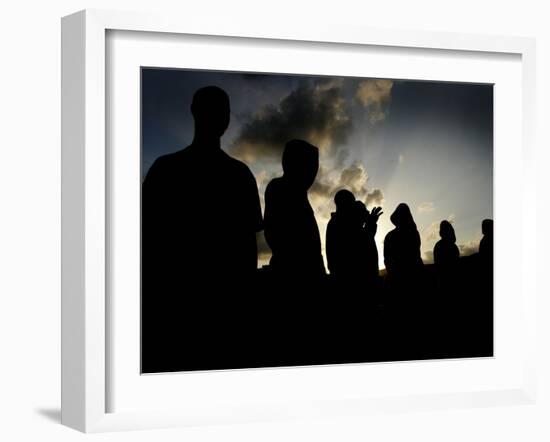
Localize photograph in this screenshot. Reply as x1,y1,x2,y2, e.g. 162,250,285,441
140,68,494,373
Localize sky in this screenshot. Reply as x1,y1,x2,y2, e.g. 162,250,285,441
141,68,493,269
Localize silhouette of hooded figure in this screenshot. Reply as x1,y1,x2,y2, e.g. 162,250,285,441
326,190,355,279
264,140,326,283
383,203,423,291
433,220,460,267
326,191,381,287
141,86,262,372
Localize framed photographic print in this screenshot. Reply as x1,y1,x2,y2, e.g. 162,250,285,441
140,67,494,374
61,9,537,432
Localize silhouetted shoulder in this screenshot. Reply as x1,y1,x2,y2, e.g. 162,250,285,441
160,145,201,165
265,177,284,194
221,151,259,180
143,151,172,181
384,229,397,244
143,147,192,184
265,178,290,213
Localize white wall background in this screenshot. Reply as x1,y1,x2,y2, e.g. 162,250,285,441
0,1,548,440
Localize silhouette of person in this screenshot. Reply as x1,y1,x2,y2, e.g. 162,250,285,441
474,218,494,352
141,86,262,372
477,218,494,294
433,220,460,268
326,189,356,280
359,201,383,284
383,203,423,297
263,139,326,283
479,219,493,263
326,190,382,287
433,220,460,296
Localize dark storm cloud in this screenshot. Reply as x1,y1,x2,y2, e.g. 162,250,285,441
141,69,493,272
231,78,352,162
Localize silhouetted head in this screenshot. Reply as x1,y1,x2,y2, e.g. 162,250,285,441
334,189,356,214
482,219,493,237
282,139,319,190
390,203,417,229
354,200,369,226
439,220,456,243
191,86,230,137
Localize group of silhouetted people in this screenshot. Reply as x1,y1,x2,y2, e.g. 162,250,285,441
141,86,494,372
326,190,382,291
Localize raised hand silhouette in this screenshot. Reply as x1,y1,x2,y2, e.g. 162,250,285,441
358,202,382,287
366,206,383,231
326,194,381,295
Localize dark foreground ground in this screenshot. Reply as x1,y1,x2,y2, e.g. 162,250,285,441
142,254,493,373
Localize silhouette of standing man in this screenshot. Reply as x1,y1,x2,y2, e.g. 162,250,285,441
478,218,494,290
479,219,493,263
262,140,325,363
141,86,262,372
264,140,326,284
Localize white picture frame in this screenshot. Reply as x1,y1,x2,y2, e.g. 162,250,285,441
61,9,537,433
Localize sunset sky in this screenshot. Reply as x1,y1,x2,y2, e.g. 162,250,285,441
141,68,493,269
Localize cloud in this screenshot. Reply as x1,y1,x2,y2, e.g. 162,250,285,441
417,202,435,213
231,78,352,163
309,166,334,199
339,162,369,196
423,221,441,243
302,161,384,267
420,233,481,265
458,239,479,257
366,189,384,207
309,161,384,208
423,250,434,264
398,154,404,164
355,79,394,123
254,168,279,209
253,158,384,270
335,147,351,168
307,161,384,272
422,214,455,243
